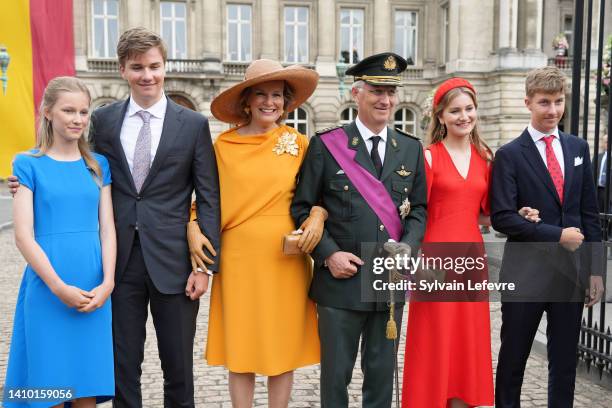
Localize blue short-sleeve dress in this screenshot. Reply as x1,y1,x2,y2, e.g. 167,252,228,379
3,151,114,407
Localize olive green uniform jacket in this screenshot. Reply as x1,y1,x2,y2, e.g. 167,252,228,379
291,121,427,311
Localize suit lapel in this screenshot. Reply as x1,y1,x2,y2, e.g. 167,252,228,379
560,132,575,205
380,128,402,182
518,129,561,205
139,99,183,192
346,122,378,178
110,99,137,192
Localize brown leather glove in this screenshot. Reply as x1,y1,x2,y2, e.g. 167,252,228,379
187,220,217,273
7,175,19,196
298,206,328,254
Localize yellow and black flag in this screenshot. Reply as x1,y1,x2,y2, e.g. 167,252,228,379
0,0,76,177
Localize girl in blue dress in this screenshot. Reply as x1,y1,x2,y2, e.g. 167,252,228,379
4,76,116,407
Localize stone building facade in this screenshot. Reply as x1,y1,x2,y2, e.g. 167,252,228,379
74,0,611,148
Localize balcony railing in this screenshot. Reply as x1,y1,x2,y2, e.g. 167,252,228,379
548,57,586,71
222,61,250,76
87,59,118,72
166,59,211,73
87,58,419,80
87,58,222,74
402,67,424,80
222,61,316,77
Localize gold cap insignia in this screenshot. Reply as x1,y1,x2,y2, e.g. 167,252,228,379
383,55,397,71
351,137,359,146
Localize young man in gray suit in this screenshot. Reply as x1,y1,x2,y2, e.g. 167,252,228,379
92,28,220,407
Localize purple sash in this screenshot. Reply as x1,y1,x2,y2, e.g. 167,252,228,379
320,128,403,241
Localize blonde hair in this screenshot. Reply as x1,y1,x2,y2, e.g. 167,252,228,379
427,87,492,161
117,27,167,67
237,81,295,125
33,76,102,183
525,66,566,97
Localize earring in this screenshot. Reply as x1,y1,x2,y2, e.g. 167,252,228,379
244,106,250,115
438,124,446,138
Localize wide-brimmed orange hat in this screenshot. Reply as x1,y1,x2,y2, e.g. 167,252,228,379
211,59,319,124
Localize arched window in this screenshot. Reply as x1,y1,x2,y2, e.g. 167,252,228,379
286,107,308,135
340,107,357,125
92,98,117,110
168,94,196,111
394,107,416,135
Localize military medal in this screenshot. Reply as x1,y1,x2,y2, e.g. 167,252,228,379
391,138,398,148
351,137,359,146
399,198,411,219
396,165,411,177
272,131,299,156
383,55,397,71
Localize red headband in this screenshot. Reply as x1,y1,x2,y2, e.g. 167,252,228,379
433,78,476,109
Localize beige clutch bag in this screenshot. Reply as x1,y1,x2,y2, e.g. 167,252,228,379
282,230,303,255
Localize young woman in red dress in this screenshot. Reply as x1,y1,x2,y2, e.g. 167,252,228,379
401,78,539,408
402,78,493,408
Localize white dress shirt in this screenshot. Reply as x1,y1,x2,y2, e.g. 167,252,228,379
355,116,387,164
599,152,607,187
120,94,168,173
528,123,565,177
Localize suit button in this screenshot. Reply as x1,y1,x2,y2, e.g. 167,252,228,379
343,185,349,191
136,195,142,201
134,222,139,231
404,188,408,192
379,224,385,231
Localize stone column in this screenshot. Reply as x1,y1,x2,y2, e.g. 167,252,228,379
202,0,222,59
373,0,391,53
498,0,517,49
125,0,145,29
511,0,518,49
315,0,336,77
260,0,279,60
196,0,222,73
73,0,88,71
523,0,543,50
446,0,493,72
494,0,545,70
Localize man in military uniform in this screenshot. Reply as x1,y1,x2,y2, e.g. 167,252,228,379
291,52,427,407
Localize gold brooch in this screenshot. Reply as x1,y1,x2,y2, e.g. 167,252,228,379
272,131,299,156
396,165,411,177
351,137,360,146
399,198,411,219
384,55,397,71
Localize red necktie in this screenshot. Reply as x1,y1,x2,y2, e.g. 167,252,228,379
542,135,564,203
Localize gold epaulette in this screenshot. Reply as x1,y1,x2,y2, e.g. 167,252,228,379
394,127,420,141
315,125,342,136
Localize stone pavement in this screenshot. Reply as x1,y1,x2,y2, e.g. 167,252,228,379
0,226,611,406
0,182,12,230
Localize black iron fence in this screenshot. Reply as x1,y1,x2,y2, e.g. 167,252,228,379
573,0,612,382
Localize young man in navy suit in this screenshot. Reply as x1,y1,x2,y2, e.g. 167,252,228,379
490,66,604,408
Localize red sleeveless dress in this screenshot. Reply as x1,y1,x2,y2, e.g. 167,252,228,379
401,142,495,407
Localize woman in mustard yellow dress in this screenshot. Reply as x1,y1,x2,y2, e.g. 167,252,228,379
187,60,323,407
